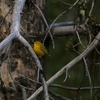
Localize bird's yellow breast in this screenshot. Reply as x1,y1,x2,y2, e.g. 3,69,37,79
33,42,45,56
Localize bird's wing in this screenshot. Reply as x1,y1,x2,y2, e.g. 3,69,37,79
40,45,48,54
40,46,51,57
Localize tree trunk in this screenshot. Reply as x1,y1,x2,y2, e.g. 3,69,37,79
0,0,46,99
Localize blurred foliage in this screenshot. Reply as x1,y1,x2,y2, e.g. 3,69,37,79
47,0,77,22
44,0,100,100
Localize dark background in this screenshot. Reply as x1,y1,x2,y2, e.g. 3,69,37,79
44,0,100,100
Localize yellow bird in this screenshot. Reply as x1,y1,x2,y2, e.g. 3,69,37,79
33,41,50,57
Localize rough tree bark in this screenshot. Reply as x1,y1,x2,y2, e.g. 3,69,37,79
0,0,46,100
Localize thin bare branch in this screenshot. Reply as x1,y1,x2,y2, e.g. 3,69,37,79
16,81,35,91
59,1,72,6
22,88,27,100
49,91,71,100
49,0,79,30
18,35,43,70
0,33,15,51
85,0,95,23
32,2,55,49
76,31,85,48
83,57,92,100
50,84,100,91
0,6,13,27
16,72,42,85
95,47,100,55
88,0,95,16
72,43,80,54
51,21,76,28
63,69,68,82
40,74,49,100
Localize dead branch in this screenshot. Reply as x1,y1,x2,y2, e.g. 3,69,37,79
51,22,88,36
83,57,92,100
50,84,100,91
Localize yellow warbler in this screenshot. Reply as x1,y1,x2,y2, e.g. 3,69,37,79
33,41,50,57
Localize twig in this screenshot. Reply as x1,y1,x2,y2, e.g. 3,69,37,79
40,74,49,100
20,25,36,38
49,96,54,100
31,1,55,49
34,4,55,49
18,35,43,70
50,84,100,91
49,0,79,30
72,43,80,54
17,81,35,91
76,31,86,48
22,88,27,100
1,42,12,62
16,72,42,85
59,1,72,6
85,0,95,23
63,69,68,82
49,91,71,100
83,57,92,100
0,6,13,27
88,29,92,44
0,33,15,51
51,21,76,28
37,68,40,83
95,47,100,55
27,32,100,100
89,0,95,16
